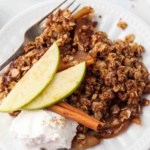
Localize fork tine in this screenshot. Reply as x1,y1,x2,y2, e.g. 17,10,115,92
40,0,68,22
51,0,68,14
65,0,76,9
40,0,77,23
71,4,81,14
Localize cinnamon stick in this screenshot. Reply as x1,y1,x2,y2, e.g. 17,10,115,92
73,6,94,20
58,102,102,124
48,104,104,132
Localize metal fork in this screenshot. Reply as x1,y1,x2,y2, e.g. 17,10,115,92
0,0,81,71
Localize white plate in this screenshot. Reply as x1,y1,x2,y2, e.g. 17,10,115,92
0,0,150,150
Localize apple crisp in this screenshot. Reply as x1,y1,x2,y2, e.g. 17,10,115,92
0,6,150,149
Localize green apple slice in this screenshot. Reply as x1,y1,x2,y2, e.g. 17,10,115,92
0,43,60,112
23,62,86,110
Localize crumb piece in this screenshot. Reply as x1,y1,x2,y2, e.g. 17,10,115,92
98,15,102,18
142,99,150,106
9,110,21,117
0,91,7,100
125,34,135,43
10,68,20,78
117,20,128,30
132,117,141,125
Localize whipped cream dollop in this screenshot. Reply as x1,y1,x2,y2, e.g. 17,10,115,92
9,110,78,150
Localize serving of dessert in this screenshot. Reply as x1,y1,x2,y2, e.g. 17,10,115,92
0,5,150,150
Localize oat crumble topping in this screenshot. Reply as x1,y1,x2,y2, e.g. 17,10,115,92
117,19,128,30
0,7,150,149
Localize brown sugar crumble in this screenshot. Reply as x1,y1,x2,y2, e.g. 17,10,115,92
117,19,128,30
0,6,150,149
125,34,135,43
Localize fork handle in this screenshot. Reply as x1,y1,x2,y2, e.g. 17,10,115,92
0,45,24,71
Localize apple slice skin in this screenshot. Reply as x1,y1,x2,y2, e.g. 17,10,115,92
0,43,60,112
23,62,86,110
